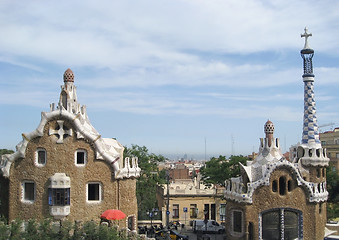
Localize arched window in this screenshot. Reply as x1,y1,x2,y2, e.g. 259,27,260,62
261,208,302,240
279,176,286,196
61,91,67,109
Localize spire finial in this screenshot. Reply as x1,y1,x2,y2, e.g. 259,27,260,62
301,27,312,49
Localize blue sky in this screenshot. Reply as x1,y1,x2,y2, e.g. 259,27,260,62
1,0,339,160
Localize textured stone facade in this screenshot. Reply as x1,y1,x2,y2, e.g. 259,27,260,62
0,69,139,230
226,167,327,240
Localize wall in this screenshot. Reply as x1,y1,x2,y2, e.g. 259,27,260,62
226,168,327,240
8,119,137,228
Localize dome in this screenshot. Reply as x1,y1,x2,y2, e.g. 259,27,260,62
63,68,74,82
264,120,274,134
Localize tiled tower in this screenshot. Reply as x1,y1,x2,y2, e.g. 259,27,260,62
224,29,330,240
292,28,329,174
301,27,320,146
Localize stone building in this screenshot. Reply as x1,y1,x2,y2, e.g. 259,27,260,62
319,128,339,171
0,69,140,230
157,178,225,227
224,28,329,240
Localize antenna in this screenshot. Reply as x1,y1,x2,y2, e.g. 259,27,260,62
231,134,235,156
204,137,207,161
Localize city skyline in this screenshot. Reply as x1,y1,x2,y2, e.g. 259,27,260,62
1,1,339,159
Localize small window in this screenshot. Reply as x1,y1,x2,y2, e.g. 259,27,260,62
272,180,277,192
23,181,35,202
87,183,101,202
173,204,179,218
128,216,135,231
190,204,198,218
317,168,321,178
36,148,46,166
219,204,226,222
75,149,87,166
233,210,242,233
279,177,286,196
48,188,70,206
288,180,293,192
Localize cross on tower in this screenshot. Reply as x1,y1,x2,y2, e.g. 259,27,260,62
49,120,73,143
301,27,312,49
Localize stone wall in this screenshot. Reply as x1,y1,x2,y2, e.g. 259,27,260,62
8,119,137,229
226,167,327,240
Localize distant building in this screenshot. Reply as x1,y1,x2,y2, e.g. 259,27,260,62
169,164,190,179
157,178,225,227
320,128,339,171
0,69,141,230
224,28,329,240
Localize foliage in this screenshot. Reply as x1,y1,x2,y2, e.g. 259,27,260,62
326,166,339,220
200,155,248,186
0,149,14,156
0,218,134,240
326,166,339,203
327,203,339,220
124,144,166,219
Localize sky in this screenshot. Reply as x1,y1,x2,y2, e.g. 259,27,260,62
1,0,339,160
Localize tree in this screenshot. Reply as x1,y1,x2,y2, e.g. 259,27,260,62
124,144,166,219
0,149,14,156
200,155,248,186
326,166,339,219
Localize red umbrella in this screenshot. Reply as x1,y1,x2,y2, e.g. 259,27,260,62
101,209,126,220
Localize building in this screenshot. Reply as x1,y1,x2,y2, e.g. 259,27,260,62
157,178,225,227
224,28,329,240
0,69,141,230
320,128,339,171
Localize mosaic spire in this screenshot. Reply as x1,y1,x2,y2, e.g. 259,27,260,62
300,28,320,146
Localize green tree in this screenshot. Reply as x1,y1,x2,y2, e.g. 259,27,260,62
0,149,14,156
124,145,166,219
326,166,339,219
200,155,248,186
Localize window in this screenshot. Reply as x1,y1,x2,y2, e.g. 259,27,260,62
233,211,242,233
173,204,179,218
22,181,35,202
261,209,301,240
128,216,135,231
190,204,197,218
219,204,226,222
211,204,216,220
279,177,286,196
87,183,101,202
75,149,87,166
36,148,46,166
48,188,70,206
272,180,277,192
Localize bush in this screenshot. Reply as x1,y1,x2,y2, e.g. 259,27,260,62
0,218,137,240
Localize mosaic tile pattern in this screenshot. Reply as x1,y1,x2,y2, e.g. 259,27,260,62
302,80,320,144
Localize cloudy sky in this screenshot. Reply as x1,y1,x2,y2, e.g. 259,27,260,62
1,0,339,159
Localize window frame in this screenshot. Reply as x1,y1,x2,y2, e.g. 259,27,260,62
219,204,226,222
230,210,243,237
35,148,46,167
22,181,35,203
173,204,179,218
86,182,102,203
260,208,302,240
48,188,70,206
75,149,87,166
190,204,198,218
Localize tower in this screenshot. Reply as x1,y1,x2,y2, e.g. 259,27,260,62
224,29,330,240
293,27,329,180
